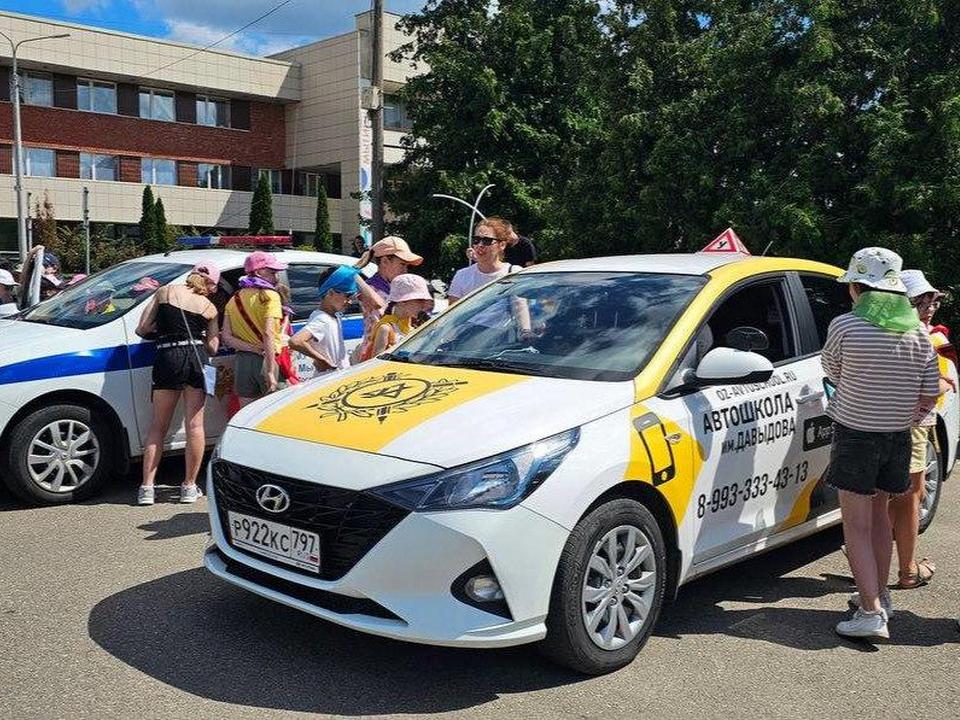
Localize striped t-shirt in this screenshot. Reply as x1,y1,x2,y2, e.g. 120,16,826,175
821,313,940,432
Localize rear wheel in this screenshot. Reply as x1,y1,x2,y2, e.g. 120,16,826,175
918,435,943,535
539,498,666,675
3,404,115,505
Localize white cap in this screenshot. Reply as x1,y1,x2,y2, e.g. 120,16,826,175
0,269,17,287
900,269,943,300
837,247,907,294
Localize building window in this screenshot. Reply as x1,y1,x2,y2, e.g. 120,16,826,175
77,79,117,114
196,95,230,127
383,94,412,131
21,72,53,107
23,148,55,177
80,153,118,181
139,88,175,121
197,163,229,189
258,168,283,194
141,158,176,185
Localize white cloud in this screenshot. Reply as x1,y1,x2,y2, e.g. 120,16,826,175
62,0,111,12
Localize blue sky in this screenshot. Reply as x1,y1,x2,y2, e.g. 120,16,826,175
0,1,426,55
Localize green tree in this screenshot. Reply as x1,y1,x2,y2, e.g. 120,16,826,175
313,180,332,252
33,191,57,249
152,197,168,253
249,173,275,234
139,186,157,253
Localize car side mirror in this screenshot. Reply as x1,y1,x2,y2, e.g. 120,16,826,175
693,347,774,386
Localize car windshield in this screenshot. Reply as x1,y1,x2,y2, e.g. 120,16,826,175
18,261,191,329
389,271,707,381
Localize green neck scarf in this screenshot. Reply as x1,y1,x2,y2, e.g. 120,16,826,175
853,291,921,332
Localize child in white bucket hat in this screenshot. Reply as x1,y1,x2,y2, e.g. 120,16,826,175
822,247,941,640
363,274,434,360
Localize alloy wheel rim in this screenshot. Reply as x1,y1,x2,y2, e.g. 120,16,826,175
581,524,657,651
27,420,100,494
919,439,939,524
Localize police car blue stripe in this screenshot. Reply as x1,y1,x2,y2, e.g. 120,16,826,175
0,345,135,385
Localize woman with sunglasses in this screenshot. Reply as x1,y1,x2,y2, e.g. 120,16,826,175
448,217,521,304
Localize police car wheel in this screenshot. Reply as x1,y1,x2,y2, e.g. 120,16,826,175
918,437,943,535
539,498,666,675
4,404,113,505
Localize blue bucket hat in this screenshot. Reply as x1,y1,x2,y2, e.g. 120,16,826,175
318,265,361,297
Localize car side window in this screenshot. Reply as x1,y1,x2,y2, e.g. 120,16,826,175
705,279,798,364
283,264,361,322
799,273,849,349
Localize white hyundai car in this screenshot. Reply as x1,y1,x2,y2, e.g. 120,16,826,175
203,254,958,674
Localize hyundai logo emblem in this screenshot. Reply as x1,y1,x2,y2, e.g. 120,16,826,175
255,484,291,514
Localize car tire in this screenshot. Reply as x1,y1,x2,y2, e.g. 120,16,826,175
539,498,667,675
918,436,944,535
3,404,115,505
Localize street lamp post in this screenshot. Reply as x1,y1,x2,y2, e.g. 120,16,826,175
0,31,70,264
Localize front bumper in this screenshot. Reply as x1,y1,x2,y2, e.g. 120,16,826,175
204,466,569,648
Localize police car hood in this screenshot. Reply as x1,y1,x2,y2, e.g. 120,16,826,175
0,318,90,369
231,359,634,469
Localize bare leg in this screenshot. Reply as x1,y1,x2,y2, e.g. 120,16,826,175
182,388,207,487
870,491,893,595
889,472,924,578
141,390,182,488
839,489,882,613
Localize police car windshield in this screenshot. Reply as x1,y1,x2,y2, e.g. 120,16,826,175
19,261,191,329
391,271,708,382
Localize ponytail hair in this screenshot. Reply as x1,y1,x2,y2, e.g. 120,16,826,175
185,272,211,296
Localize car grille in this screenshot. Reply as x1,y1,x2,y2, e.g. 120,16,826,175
211,460,409,581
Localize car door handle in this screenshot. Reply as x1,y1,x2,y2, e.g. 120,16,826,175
665,432,683,444
797,391,824,404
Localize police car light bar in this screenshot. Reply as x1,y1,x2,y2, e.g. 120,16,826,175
177,235,293,247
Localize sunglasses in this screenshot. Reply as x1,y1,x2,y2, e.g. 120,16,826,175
471,235,500,246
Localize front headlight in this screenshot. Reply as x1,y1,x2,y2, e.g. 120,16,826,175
368,428,580,512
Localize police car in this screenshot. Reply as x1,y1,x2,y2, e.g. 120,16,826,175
0,238,367,505
203,247,959,674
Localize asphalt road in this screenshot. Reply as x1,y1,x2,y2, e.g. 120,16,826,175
1,461,958,720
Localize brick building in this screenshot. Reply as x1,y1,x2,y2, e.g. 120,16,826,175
0,10,415,253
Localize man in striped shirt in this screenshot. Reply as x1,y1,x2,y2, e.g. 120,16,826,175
822,247,940,640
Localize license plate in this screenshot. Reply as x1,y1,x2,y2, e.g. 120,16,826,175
227,511,321,573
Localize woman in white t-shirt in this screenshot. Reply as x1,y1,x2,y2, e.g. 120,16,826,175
448,217,519,303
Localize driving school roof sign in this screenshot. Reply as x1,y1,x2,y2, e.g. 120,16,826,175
700,228,750,255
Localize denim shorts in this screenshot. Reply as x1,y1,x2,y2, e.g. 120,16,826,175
825,423,911,496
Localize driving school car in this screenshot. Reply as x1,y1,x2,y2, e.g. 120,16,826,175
204,253,959,674
0,243,367,505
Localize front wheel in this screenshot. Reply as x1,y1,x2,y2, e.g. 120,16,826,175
3,404,115,505
539,498,667,675
918,435,944,534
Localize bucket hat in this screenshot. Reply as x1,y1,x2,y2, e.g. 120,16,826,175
837,247,907,294
900,270,944,300
388,273,434,308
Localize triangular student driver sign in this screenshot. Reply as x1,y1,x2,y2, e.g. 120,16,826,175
700,227,750,254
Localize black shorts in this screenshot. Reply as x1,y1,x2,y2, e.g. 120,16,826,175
152,346,206,392
825,423,911,496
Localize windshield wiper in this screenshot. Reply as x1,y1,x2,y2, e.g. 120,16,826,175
432,357,536,376
379,352,413,363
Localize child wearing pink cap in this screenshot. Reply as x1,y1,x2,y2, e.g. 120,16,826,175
362,274,434,360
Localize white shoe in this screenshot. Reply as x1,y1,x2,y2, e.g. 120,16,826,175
847,590,894,617
836,608,889,640
137,486,155,506
180,485,202,503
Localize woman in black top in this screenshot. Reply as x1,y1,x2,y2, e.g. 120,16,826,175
135,263,220,505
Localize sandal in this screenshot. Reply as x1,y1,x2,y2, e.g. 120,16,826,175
897,557,936,589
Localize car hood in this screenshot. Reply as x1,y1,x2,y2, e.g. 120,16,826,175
232,359,635,468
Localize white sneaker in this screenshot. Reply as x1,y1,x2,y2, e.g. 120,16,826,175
836,608,889,640
847,590,895,617
137,486,155,506
180,485,202,503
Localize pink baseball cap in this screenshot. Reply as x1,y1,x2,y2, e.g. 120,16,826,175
244,251,287,274
387,273,434,307
191,262,221,285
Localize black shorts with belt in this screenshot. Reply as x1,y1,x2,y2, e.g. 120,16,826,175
152,340,207,391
